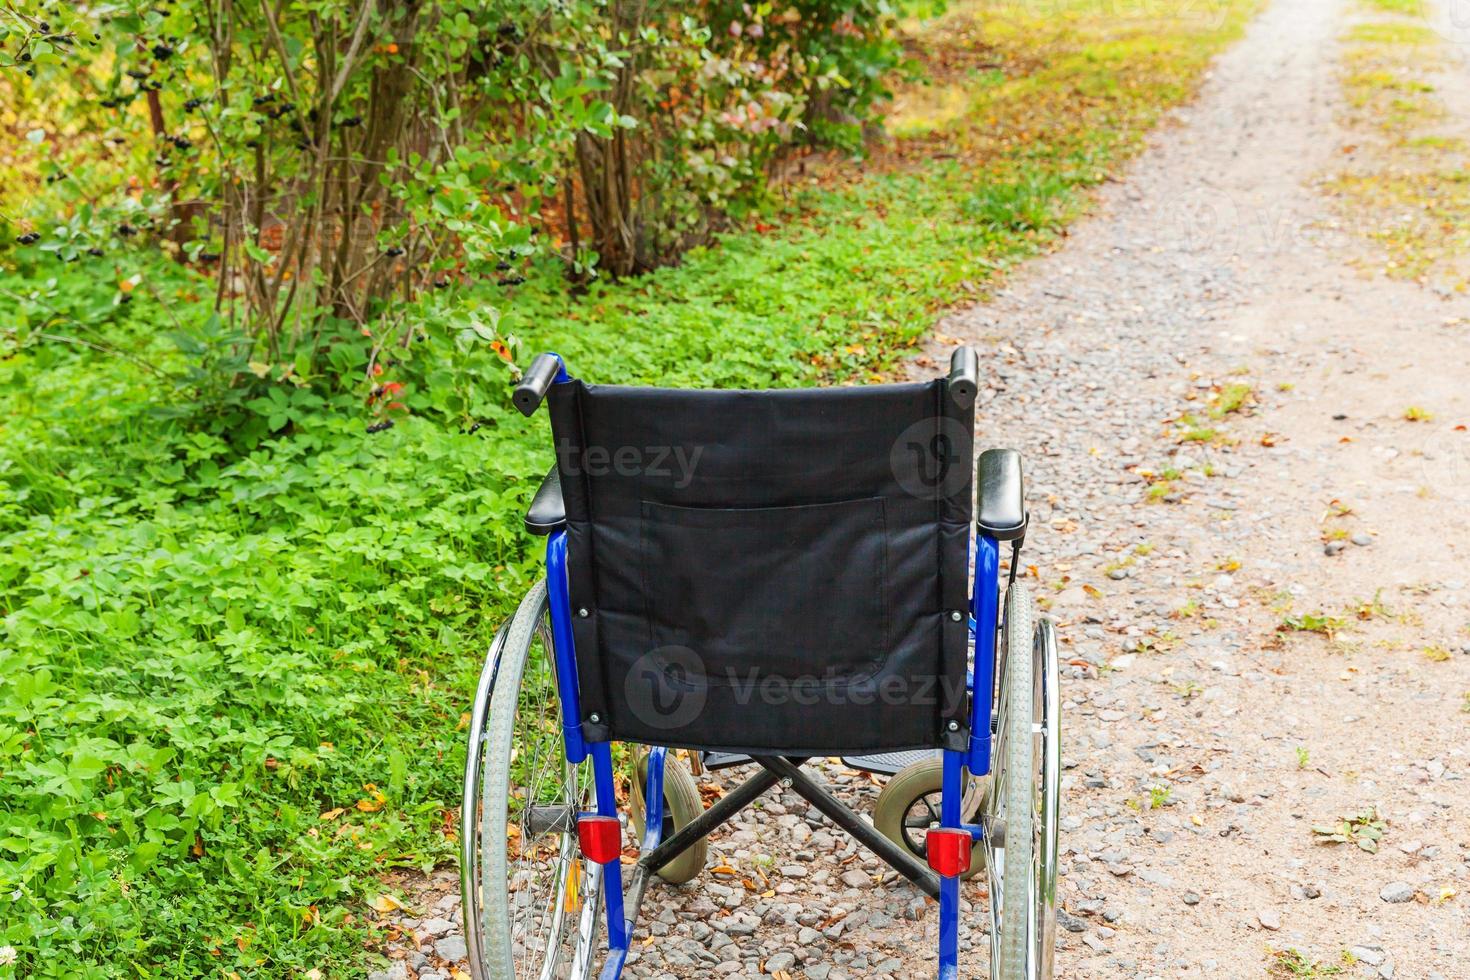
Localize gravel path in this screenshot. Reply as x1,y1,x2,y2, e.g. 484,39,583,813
379,0,1470,975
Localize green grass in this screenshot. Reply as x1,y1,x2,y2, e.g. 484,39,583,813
1359,0,1423,14
1209,381,1254,418
1268,947,1346,977
1343,22,1437,44
1280,611,1349,637
0,0,1261,974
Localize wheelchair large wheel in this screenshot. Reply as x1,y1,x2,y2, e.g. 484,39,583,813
872,757,986,880
629,751,709,884
462,580,602,980
984,583,1060,980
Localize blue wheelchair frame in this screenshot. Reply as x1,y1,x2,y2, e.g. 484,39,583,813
536,354,1003,980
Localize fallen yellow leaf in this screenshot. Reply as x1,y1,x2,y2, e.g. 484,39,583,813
369,894,404,913
564,861,581,913
356,783,387,812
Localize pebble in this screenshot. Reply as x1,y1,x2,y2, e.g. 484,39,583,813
1378,882,1415,904
435,935,468,962
764,952,796,974
1058,908,1089,933
1351,946,1387,966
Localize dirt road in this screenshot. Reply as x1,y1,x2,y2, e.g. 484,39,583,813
926,0,1470,973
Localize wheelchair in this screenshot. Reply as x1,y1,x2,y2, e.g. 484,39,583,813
460,349,1061,979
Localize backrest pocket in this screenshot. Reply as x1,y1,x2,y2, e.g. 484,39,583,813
639,497,889,688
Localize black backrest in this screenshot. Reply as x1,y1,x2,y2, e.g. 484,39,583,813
548,377,974,755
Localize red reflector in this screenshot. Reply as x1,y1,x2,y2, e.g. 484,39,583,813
926,828,972,878
577,815,622,864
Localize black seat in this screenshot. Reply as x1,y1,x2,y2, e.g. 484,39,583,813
524,466,566,535
547,379,975,756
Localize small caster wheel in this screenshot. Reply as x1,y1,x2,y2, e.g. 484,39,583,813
873,757,986,880
630,751,709,884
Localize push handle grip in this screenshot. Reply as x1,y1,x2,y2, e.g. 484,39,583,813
948,346,979,409
513,353,563,417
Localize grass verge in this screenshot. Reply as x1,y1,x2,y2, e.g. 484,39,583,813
1321,2,1470,290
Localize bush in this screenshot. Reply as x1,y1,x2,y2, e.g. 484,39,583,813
2,0,906,395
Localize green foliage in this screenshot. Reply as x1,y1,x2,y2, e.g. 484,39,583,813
1311,807,1388,853
1,0,908,378
1268,947,1345,978
1279,611,1348,637
965,173,1071,234
703,0,909,151
1209,382,1255,418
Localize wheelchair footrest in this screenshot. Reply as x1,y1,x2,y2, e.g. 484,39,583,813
699,749,938,777
841,749,937,776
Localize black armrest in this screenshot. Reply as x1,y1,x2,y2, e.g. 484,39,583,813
976,448,1027,541
524,466,566,536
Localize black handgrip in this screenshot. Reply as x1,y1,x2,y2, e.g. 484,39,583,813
513,353,562,417
948,346,979,409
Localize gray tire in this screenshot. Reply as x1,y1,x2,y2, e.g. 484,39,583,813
992,583,1035,979
630,751,709,884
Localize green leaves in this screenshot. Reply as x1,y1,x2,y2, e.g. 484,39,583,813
0,363,518,972
1311,808,1388,853
244,385,324,434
